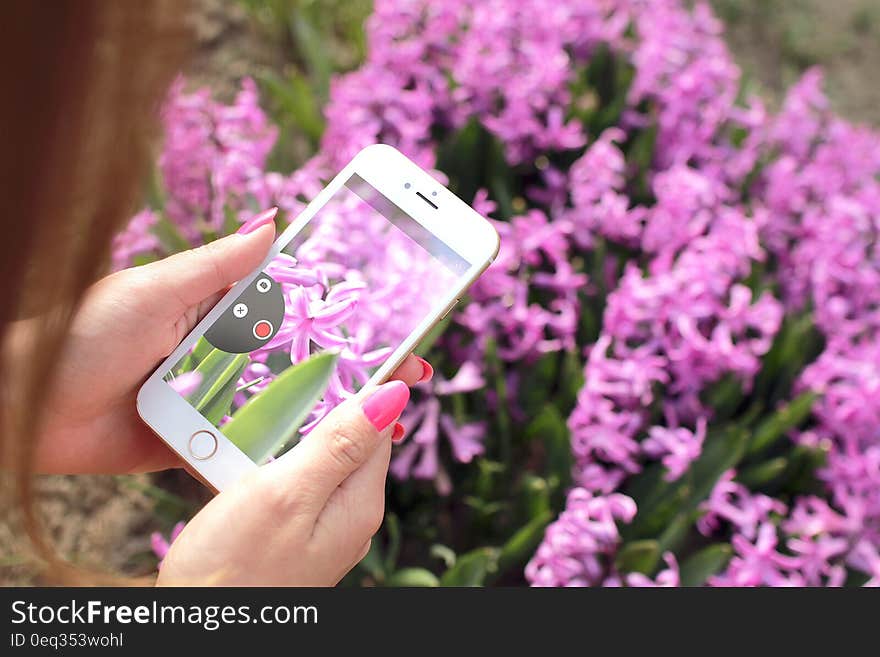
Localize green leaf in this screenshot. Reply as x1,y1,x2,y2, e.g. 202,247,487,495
496,510,553,577
192,336,213,362
185,349,250,412
626,426,749,541
200,358,249,425
560,349,585,408
145,166,166,212
151,212,192,254
386,568,439,587
175,336,213,373
463,496,505,518
435,118,494,205
473,459,505,503
691,426,751,503
628,122,658,171
289,11,332,98
520,475,553,520
623,461,672,511
132,253,158,267
357,539,386,582
621,462,682,539
223,352,338,463
430,544,457,570
736,457,788,489
626,123,658,204
784,445,827,495
222,204,242,237
657,509,702,554
485,338,512,464
439,547,499,587
383,513,401,575
752,314,824,405
525,405,572,484
702,374,745,422
577,44,636,135
679,544,733,587
747,391,817,456
184,336,214,371
258,69,325,145
615,540,660,575
115,476,197,517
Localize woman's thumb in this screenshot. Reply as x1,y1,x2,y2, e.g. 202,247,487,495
271,380,410,512
139,208,277,314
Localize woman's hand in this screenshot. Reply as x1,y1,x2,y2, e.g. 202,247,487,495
27,210,431,474
157,380,409,586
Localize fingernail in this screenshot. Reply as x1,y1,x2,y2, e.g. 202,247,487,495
415,356,433,383
237,207,278,235
363,380,410,431
392,422,406,442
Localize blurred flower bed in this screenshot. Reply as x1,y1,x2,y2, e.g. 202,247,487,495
121,0,880,586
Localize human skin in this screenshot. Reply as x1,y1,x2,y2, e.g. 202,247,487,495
13,218,431,584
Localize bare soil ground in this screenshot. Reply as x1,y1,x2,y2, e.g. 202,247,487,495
712,0,880,125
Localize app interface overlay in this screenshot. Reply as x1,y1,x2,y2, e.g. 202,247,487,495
164,174,467,464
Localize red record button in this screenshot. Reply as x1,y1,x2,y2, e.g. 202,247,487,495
253,320,273,340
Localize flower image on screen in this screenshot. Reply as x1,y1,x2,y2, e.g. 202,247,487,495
163,174,468,464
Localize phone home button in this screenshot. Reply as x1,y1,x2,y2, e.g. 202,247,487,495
188,430,218,461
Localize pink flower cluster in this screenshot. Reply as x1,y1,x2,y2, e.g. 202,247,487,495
233,190,461,433
680,68,880,588
732,69,880,586
391,362,487,490
458,194,586,364
125,0,880,585
160,77,278,238
572,197,781,481
526,488,679,587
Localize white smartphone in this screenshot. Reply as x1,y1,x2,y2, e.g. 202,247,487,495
137,144,500,491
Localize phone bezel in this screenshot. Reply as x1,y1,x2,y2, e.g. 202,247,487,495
136,144,500,491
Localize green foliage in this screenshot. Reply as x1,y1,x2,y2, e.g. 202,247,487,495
612,326,824,581
747,391,817,456
495,510,554,579
678,544,733,586
615,540,661,575
153,212,192,254
386,568,440,587
439,548,499,587
148,6,836,588
177,348,250,418
223,351,338,462
436,119,517,218
239,0,372,170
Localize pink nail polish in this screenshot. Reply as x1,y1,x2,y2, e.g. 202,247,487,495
392,422,406,442
415,356,433,383
363,381,410,431
237,207,278,235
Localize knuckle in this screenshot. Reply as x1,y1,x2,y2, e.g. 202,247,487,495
259,477,299,513
198,241,227,281
325,422,369,470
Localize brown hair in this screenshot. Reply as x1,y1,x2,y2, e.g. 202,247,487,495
0,1,190,583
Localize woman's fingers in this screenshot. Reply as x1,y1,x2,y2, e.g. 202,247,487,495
388,353,433,386
312,427,392,552
136,213,276,320
270,380,409,515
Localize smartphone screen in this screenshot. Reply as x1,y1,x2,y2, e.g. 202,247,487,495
162,174,470,464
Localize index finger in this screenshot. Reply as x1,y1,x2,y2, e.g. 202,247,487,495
387,353,433,387
268,380,410,515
